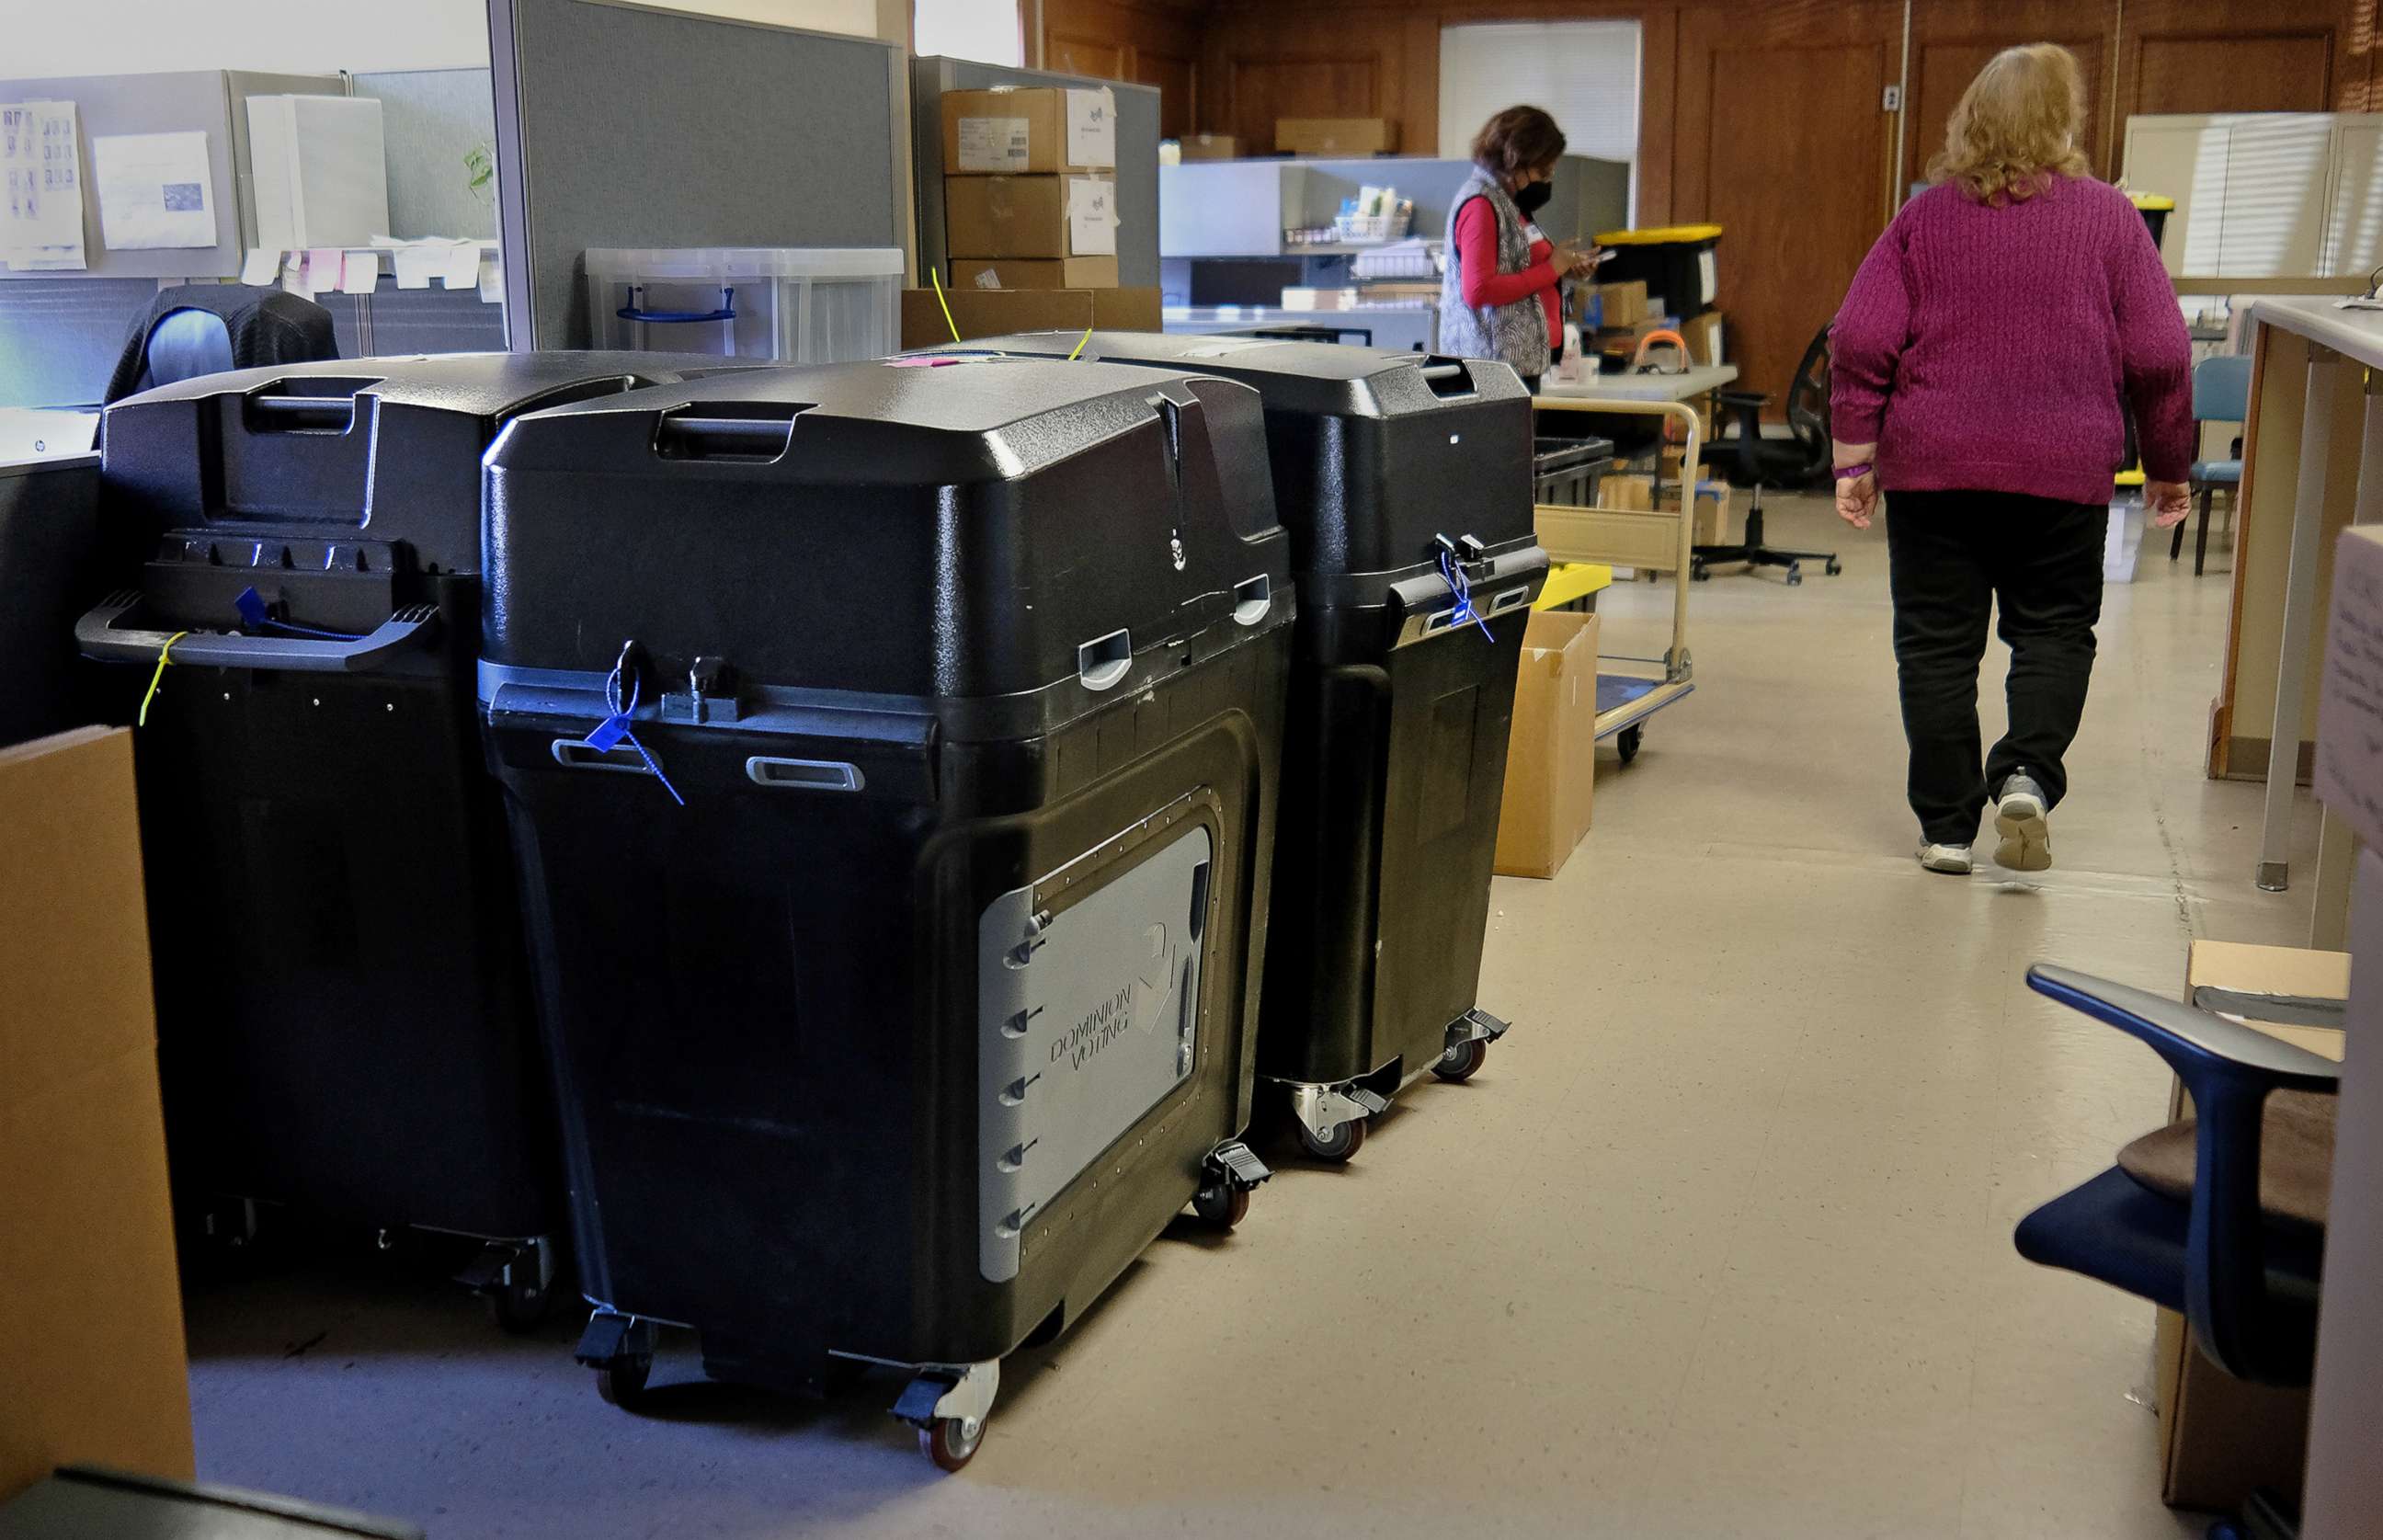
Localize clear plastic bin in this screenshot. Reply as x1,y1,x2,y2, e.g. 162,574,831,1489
584,246,904,362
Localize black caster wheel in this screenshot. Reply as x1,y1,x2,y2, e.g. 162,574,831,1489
595,1356,653,1410
2206,1525,2244,1540
487,1272,553,1334
1690,566,1711,582
1296,1115,1366,1163
1616,724,1643,765
920,1415,984,1473
1785,563,1804,586
1192,1181,1250,1231
1434,1036,1488,1084
1825,558,1843,576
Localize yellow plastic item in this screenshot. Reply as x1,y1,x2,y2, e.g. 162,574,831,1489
1534,562,1613,610
1595,223,1723,245
2127,192,2175,211
2115,468,2147,487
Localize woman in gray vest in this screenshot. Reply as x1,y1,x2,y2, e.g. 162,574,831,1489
1440,106,1595,390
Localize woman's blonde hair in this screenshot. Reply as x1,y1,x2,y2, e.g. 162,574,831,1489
1929,42,2091,204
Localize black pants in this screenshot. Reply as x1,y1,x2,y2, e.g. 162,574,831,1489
1886,490,2106,845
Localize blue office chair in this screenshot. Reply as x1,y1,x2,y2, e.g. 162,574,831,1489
2014,964,2337,1540
2172,355,2252,576
133,307,237,393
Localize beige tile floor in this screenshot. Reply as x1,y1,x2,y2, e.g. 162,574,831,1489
185,494,2323,1538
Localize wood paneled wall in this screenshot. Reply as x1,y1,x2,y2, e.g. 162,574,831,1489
1038,0,1206,138
1177,0,2377,397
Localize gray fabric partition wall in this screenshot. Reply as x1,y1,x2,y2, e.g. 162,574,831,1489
489,0,906,349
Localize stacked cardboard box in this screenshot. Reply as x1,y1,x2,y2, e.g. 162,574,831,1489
1276,117,1397,155
1170,133,1240,162
941,86,1120,290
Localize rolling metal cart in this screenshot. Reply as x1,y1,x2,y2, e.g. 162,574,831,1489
1530,393,1700,763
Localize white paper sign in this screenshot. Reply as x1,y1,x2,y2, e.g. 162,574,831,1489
1696,248,1717,306
1,100,87,270
477,255,502,305
440,244,481,289
1065,88,1115,169
339,249,378,294
392,245,438,290
1066,176,1116,257
956,116,1030,173
92,131,214,249
239,246,280,285
2317,527,2383,853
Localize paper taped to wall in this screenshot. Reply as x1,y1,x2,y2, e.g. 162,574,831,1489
2,100,87,271
1065,88,1116,170
240,246,280,285
93,131,213,250
340,250,378,294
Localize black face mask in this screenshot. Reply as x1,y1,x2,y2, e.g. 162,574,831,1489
1513,180,1554,216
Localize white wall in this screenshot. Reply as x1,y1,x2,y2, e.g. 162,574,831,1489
7,0,891,78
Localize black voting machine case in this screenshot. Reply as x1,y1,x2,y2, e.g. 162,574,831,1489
475,356,1293,1466
922,334,1545,1160
82,353,755,1320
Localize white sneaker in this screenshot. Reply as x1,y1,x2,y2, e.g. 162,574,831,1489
1994,772,2052,872
1918,842,1973,874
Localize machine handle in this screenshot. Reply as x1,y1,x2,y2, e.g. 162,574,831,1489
619,285,736,324
75,590,440,673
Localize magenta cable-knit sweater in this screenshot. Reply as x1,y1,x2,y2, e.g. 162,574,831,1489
1830,176,2195,508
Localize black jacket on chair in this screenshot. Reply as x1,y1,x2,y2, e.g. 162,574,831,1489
103,284,338,404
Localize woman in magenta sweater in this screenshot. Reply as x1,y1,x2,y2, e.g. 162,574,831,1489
1438,106,1597,388
1830,42,2194,876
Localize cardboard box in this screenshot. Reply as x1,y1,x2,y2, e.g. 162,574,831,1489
1579,279,1648,329
952,256,1120,291
1594,317,1671,355
943,174,1118,260
1173,133,1240,162
900,285,1160,349
941,86,1115,175
1276,117,1397,155
1494,611,1598,879
1607,472,1733,547
2147,940,2351,1513
1682,308,1726,367
0,726,194,1502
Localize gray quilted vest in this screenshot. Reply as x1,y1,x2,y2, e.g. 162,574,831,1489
1439,167,1552,379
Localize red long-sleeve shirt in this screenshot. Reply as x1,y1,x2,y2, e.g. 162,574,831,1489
1830,177,2194,506
1454,198,1561,349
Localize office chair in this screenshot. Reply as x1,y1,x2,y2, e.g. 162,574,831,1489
2013,963,2337,1540
2174,355,2251,577
1694,323,1841,586
134,307,236,392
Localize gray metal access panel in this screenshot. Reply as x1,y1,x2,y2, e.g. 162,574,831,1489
976,816,1214,1283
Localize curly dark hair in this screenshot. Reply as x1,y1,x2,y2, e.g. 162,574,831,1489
1470,106,1568,179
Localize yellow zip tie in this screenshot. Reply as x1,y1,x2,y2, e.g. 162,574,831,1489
929,265,961,344
1067,325,1092,360
138,630,190,727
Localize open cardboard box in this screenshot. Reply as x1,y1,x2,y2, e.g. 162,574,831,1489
0,727,193,1502
900,285,1160,348
1493,610,1598,879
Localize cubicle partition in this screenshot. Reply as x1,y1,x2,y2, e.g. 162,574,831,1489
0,68,336,407
910,55,1161,290
489,0,908,349
353,68,500,244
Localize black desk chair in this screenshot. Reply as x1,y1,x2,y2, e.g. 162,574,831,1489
1694,323,1841,586
106,285,336,404
2014,964,2338,1540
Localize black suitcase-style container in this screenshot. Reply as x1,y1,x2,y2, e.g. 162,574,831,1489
475,356,1293,1469
81,352,752,1326
921,334,1543,1162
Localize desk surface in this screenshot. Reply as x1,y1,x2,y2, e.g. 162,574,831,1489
2249,295,2383,371
1536,363,1739,403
